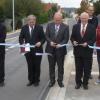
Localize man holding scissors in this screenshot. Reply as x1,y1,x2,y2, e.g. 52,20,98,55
19,15,45,87
70,12,96,90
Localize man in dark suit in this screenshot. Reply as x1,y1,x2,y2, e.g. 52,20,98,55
70,12,96,90
19,15,45,87
0,20,6,87
87,5,98,28
87,5,98,79
78,6,98,79
45,12,69,88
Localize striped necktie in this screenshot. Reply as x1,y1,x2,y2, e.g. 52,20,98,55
81,25,85,37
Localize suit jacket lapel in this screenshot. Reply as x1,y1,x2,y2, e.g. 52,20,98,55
51,23,55,35
51,23,56,36
78,24,82,38
26,25,31,38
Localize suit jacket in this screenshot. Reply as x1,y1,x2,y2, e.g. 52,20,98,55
88,16,98,28
19,24,45,53
45,22,69,56
0,23,6,54
70,23,96,57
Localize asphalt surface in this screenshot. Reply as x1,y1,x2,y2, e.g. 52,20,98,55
0,18,75,100
65,55,100,100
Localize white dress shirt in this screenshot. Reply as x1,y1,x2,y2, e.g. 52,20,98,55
55,24,60,32
29,26,34,36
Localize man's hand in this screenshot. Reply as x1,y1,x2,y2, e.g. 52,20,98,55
56,44,61,48
73,41,78,46
50,42,57,47
81,42,88,47
35,42,41,47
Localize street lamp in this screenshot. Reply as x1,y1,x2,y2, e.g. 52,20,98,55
12,0,15,32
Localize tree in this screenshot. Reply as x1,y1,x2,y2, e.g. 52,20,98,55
0,0,50,29
2,0,43,19
14,0,43,18
0,0,6,20
48,4,58,20
93,0,100,15
77,0,89,15
0,7,4,21
3,0,12,18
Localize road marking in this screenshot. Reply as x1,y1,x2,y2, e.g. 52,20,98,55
6,36,18,41
7,30,20,36
38,81,50,100
71,71,99,75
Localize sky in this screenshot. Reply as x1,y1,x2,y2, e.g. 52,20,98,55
42,0,82,8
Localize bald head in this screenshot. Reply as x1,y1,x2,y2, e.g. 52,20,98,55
80,12,89,25
80,12,89,19
54,12,63,25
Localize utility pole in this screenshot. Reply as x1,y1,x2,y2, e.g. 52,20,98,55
12,0,15,32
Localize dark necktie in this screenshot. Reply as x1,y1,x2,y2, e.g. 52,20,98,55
81,25,85,37
30,27,34,37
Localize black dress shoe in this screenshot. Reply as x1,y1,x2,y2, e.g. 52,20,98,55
0,82,5,87
26,82,33,86
34,82,39,87
58,82,64,88
49,82,55,87
75,84,81,89
83,85,88,90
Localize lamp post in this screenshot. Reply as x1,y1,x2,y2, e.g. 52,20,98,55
12,0,15,32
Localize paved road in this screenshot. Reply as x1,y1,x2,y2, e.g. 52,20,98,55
0,23,50,100
64,55,100,100
2,47,49,100
0,18,75,100
43,18,100,100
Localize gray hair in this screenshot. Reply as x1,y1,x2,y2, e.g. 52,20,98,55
27,14,36,21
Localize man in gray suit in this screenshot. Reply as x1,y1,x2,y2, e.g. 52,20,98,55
45,12,69,87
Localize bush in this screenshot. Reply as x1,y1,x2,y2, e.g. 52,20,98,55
37,12,48,24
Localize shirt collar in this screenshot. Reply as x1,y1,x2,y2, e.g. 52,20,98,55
55,24,60,29
29,25,34,29
81,23,88,28
81,23,88,32
29,26,34,33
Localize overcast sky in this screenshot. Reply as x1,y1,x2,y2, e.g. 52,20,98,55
41,0,82,8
